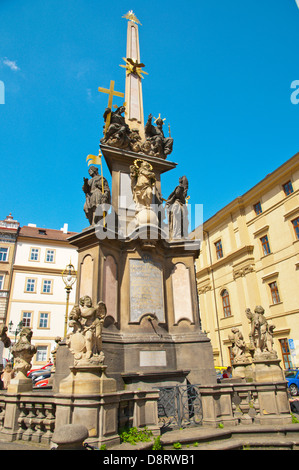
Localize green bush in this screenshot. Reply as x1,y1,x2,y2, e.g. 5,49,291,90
119,426,153,445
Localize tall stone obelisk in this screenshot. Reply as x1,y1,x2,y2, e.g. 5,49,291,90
121,11,146,141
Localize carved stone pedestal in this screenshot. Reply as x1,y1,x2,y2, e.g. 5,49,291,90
232,362,254,382
59,364,117,395
7,372,33,394
253,357,285,383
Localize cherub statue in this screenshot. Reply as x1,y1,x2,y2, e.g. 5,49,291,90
0,324,11,349
67,296,107,364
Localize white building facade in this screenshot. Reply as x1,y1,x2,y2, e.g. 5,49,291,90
5,224,78,367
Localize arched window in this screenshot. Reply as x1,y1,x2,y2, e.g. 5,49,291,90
221,289,231,317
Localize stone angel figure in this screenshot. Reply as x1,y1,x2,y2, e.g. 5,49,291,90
67,296,107,365
228,327,248,363
245,305,277,359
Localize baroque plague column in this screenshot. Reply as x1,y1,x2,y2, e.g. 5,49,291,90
67,11,216,391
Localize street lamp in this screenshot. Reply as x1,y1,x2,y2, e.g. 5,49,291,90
61,261,77,338
8,320,23,363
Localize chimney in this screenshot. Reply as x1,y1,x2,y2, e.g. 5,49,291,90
60,223,68,234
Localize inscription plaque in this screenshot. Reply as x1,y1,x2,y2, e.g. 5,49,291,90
129,256,164,322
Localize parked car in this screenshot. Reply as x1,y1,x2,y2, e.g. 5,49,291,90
285,369,299,396
34,377,49,388
27,362,53,378
32,371,51,385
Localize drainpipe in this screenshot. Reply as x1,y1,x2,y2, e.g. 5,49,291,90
203,229,224,367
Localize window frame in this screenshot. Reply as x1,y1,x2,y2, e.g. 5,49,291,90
38,311,50,329
215,240,223,260
291,217,299,240
253,201,262,215
269,280,281,305
221,289,232,318
45,249,55,263
279,339,293,369
35,345,49,363
0,274,4,290
25,277,37,293
282,180,294,196
0,247,9,262
41,279,53,294
260,234,271,256
21,311,33,328
29,247,40,262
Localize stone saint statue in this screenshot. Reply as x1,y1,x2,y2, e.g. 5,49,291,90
245,306,277,359
143,114,173,159
67,296,107,365
130,159,156,209
0,324,11,349
165,176,189,239
228,327,248,363
100,105,132,150
11,327,37,379
83,165,111,226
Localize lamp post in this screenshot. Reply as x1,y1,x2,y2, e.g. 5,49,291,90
8,320,23,364
61,261,77,338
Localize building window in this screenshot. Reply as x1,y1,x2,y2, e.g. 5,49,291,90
36,346,48,362
253,202,262,215
30,248,39,261
46,250,55,262
22,312,32,327
283,180,294,196
39,313,49,329
279,339,293,369
260,235,271,256
269,281,281,304
292,217,299,240
0,248,8,262
215,240,223,259
0,275,4,290
221,289,232,317
42,279,52,294
26,278,36,292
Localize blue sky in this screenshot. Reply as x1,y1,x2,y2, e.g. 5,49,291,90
0,0,299,233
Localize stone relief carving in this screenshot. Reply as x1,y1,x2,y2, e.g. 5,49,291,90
67,296,107,366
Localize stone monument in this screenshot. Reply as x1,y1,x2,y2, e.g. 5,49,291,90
66,11,216,392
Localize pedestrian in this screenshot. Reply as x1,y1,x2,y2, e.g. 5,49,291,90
1,362,15,389
222,366,232,379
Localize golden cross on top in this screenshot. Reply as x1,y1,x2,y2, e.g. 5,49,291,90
98,80,125,134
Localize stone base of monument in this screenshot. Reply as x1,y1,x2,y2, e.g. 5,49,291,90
7,373,32,393
135,207,158,226
232,362,254,382
59,364,117,395
253,357,285,383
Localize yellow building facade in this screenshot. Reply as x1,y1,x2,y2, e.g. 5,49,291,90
195,152,299,370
